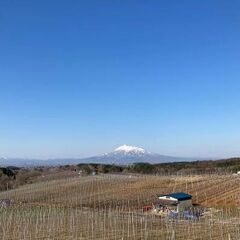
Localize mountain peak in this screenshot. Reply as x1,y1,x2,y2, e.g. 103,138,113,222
114,145,146,154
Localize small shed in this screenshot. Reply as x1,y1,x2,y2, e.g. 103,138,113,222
158,192,192,212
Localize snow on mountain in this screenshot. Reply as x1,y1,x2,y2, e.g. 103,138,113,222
114,145,146,154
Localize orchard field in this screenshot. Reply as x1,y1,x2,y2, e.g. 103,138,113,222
1,173,240,239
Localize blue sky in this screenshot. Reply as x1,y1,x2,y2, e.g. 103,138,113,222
0,1,240,159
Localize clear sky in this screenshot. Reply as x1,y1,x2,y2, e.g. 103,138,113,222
0,1,240,159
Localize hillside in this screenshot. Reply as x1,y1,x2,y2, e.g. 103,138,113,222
1,157,240,192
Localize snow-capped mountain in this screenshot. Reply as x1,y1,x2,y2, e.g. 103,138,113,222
79,145,189,165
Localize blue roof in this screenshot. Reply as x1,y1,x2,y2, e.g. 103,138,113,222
159,192,192,201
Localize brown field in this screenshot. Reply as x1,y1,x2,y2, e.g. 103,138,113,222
1,173,240,239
